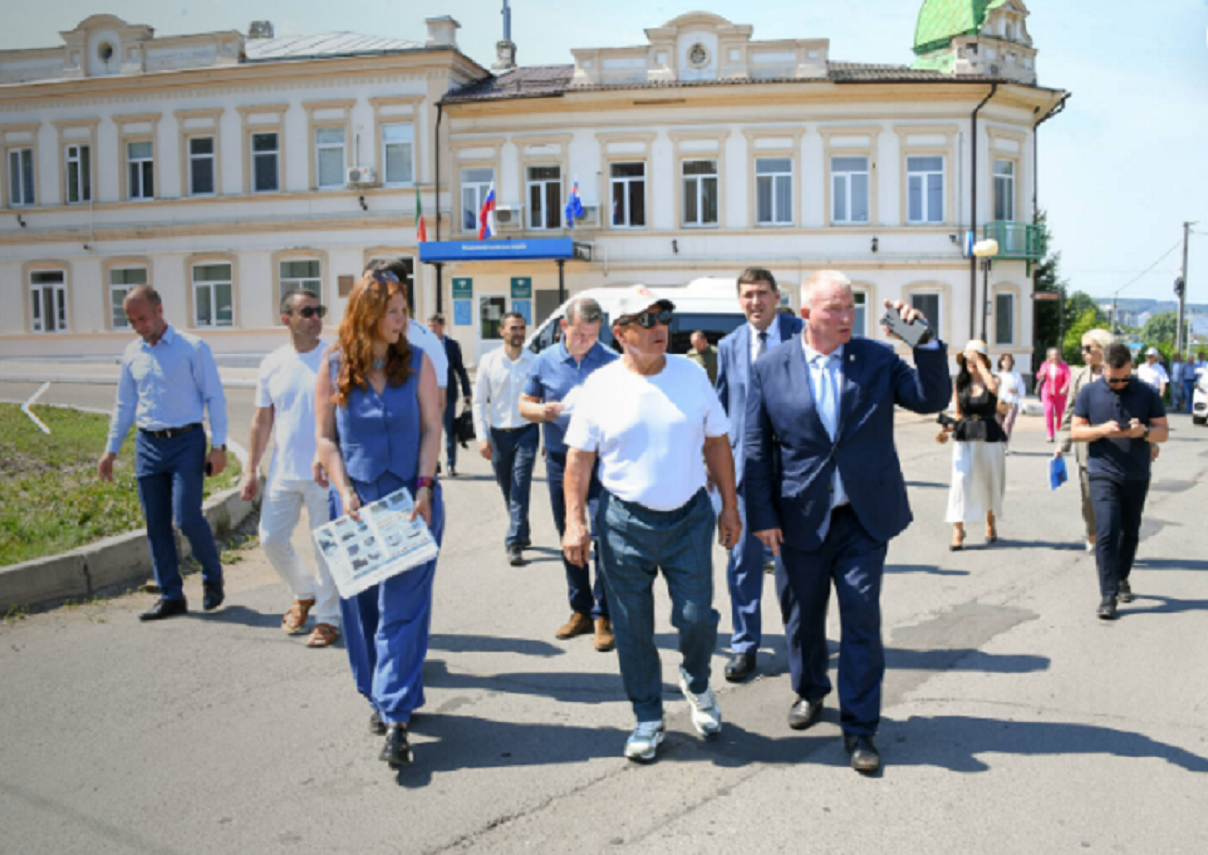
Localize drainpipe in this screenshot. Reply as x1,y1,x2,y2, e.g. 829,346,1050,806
434,103,444,313
969,82,997,342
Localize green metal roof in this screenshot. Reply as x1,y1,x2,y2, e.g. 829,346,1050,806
913,0,1010,56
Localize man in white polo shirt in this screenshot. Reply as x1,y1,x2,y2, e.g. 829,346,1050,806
563,286,741,763
239,289,339,647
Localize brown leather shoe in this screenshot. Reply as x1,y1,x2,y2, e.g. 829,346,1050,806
556,612,592,639
594,617,615,652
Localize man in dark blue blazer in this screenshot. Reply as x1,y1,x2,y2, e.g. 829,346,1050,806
744,270,950,773
715,268,803,683
428,314,472,476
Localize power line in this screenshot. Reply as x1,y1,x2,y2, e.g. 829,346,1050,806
1112,240,1184,297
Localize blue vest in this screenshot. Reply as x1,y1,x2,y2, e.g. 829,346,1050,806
329,346,423,487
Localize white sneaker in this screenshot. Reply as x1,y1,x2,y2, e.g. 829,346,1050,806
679,668,723,736
624,719,665,762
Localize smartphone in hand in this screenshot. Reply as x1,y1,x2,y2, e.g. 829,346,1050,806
881,310,935,348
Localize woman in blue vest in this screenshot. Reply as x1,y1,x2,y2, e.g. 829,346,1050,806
316,270,443,769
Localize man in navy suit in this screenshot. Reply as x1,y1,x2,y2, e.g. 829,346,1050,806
744,270,950,773
715,268,803,683
428,313,471,477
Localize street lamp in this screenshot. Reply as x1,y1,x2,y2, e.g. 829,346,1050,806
973,238,999,342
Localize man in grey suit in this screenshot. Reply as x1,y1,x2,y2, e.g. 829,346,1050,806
715,268,804,683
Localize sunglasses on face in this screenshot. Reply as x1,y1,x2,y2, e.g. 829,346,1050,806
1107,377,1130,385
297,305,327,319
625,308,673,329
1081,344,1098,352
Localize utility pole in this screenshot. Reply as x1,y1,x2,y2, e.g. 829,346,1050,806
1176,221,1193,355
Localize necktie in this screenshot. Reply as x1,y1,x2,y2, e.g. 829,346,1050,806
757,330,768,360
814,353,839,440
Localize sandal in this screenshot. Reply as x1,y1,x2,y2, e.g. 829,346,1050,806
282,598,315,635
307,623,339,648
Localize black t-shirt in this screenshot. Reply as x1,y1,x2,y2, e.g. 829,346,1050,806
1073,377,1166,481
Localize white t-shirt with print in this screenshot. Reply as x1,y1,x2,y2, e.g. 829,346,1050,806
255,341,328,485
564,355,730,511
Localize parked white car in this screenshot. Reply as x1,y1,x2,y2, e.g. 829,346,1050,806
1193,366,1207,426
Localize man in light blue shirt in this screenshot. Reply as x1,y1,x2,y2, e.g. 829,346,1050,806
97,285,229,621
520,297,618,650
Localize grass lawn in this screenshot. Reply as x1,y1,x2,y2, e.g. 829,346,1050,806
0,404,240,567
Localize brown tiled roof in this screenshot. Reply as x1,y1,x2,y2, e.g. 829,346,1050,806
440,61,1014,104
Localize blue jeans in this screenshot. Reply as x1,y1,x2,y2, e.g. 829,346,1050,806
1170,381,1185,411
1183,379,1197,414
779,505,887,738
490,424,538,548
443,389,459,468
596,488,719,721
134,429,223,601
546,451,607,619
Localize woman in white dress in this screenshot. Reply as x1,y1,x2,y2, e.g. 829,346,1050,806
940,341,1005,550
995,353,1025,449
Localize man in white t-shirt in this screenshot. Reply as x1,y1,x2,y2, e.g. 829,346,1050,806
239,290,340,647
563,285,741,763
1137,348,1169,399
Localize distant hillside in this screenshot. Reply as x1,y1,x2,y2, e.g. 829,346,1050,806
1086,297,1208,315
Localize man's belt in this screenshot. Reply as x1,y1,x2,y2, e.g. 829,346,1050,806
492,424,533,434
139,422,202,439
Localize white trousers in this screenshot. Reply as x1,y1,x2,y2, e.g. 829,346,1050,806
259,479,340,625
945,441,1006,524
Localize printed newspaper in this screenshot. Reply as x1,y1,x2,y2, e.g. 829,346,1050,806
312,486,439,598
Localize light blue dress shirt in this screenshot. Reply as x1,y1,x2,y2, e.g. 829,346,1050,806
802,341,849,533
106,325,228,453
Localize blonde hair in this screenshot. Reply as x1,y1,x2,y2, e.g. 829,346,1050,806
1081,328,1114,351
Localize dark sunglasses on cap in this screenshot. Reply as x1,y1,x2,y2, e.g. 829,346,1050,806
624,308,673,329
297,305,327,319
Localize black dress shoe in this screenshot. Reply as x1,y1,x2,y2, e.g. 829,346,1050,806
1118,580,1134,603
1098,596,1118,620
203,583,224,612
521,537,532,549
369,709,387,735
508,545,525,566
380,723,412,769
447,464,457,477
724,652,757,683
788,696,824,730
844,734,881,774
139,598,188,621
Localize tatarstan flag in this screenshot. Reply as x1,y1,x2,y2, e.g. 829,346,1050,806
415,186,427,243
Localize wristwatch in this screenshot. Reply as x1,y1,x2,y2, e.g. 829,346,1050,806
212,444,227,452
1142,425,1150,441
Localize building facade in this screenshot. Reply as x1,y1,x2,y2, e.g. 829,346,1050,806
1,3,1065,372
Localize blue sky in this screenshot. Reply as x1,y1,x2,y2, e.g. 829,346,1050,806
5,1,1207,303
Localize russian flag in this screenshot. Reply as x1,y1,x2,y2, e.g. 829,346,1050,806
478,183,496,241
565,177,584,230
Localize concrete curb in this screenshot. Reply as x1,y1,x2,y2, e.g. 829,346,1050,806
0,403,260,612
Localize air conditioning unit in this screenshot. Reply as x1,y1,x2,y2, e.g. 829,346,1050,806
495,205,523,232
578,204,601,228
346,166,378,186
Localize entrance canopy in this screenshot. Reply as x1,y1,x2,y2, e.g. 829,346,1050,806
419,237,591,264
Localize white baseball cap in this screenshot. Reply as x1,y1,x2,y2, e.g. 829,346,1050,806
1145,347,1160,356
611,285,675,322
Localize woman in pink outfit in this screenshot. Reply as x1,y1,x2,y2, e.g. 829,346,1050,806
1035,347,1070,442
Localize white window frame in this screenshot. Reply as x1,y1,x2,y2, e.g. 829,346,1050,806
252,132,280,194
8,147,35,207
381,123,415,187
461,167,494,233
192,262,234,328
187,136,216,197
279,259,322,303
906,156,945,224
995,291,1016,346
127,140,154,201
831,156,870,224
65,143,91,204
315,126,346,190
682,159,718,227
755,157,793,226
29,270,67,334
108,267,147,330
609,161,646,229
993,158,1015,222
526,165,562,231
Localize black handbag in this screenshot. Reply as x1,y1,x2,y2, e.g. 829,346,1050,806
453,410,476,448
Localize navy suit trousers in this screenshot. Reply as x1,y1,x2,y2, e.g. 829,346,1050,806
778,505,886,737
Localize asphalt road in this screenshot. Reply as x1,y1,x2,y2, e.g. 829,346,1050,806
2,381,1207,854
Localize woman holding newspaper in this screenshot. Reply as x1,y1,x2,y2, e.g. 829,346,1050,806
316,270,443,769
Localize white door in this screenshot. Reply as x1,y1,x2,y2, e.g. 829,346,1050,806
477,294,507,361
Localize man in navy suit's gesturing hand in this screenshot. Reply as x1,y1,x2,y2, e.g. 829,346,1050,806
743,270,950,774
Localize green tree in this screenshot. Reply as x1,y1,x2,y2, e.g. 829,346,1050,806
1063,308,1111,366
1029,210,1099,367
1140,311,1185,347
